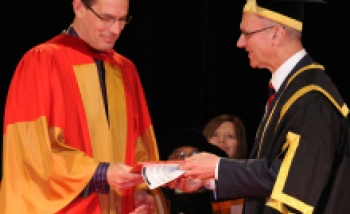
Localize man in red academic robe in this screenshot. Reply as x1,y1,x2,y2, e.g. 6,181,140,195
0,0,160,213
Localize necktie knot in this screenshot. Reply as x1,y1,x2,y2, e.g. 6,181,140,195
267,82,276,110
268,82,275,96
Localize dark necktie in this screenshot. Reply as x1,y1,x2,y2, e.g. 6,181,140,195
95,59,109,121
267,82,276,111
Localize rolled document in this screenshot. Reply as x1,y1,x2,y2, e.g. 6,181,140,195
141,163,185,189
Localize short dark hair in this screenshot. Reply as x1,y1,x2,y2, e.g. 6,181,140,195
81,0,95,7
82,0,130,7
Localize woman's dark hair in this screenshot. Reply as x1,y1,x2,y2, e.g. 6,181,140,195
203,114,247,159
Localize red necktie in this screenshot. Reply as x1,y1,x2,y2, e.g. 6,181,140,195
267,82,276,110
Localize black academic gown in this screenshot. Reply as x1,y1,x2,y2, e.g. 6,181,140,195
215,54,349,214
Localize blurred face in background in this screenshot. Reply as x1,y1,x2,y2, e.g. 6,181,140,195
169,146,200,160
208,121,237,158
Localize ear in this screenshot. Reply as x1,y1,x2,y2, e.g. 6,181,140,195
272,26,285,45
73,0,85,17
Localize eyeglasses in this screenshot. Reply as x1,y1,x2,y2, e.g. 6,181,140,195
241,26,275,39
83,3,132,28
170,150,200,160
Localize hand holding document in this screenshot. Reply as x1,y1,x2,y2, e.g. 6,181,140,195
107,163,144,191
130,154,218,192
131,161,185,189
179,152,219,179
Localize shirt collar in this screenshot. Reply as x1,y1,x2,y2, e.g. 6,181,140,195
66,26,79,37
270,49,307,92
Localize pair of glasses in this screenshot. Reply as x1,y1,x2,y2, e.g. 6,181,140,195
241,26,275,39
170,150,200,160
83,2,132,28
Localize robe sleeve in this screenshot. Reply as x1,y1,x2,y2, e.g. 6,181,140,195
0,46,99,214
216,92,342,213
267,93,342,213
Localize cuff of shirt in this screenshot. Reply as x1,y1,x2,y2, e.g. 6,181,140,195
215,157,221,180
204,158,221,190
89,162,110,194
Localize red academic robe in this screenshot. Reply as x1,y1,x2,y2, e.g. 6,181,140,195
0,34,159,214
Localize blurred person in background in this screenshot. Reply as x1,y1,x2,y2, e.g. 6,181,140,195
203,114,247,159
203,114,248,213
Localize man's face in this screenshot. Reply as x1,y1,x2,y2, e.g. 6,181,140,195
236,13,274,69
77,0,129,51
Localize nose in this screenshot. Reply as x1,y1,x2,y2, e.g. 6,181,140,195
109,21,125,35
218,135,226,144
237,34,246,49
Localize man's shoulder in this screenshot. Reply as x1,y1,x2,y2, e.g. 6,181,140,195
24,36,65,57
111,52,136,69
283,65,347,116
286,64,340,96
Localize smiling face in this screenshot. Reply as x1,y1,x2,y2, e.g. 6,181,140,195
236,13,275,70
73,0,129,51
208,121,238,158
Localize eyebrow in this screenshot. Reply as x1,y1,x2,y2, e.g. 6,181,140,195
100,13,128,19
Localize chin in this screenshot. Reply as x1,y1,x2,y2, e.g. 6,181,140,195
249,62,258,68
97,44,115,51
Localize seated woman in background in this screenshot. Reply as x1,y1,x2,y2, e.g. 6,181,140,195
203,114,247,159
202,114,248,214
160,127,228,214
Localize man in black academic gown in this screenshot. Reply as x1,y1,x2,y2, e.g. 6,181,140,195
169,0,350,213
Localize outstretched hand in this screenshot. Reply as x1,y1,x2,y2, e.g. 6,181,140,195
164,152,220,192
107,163,144,191
179,152,220,179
